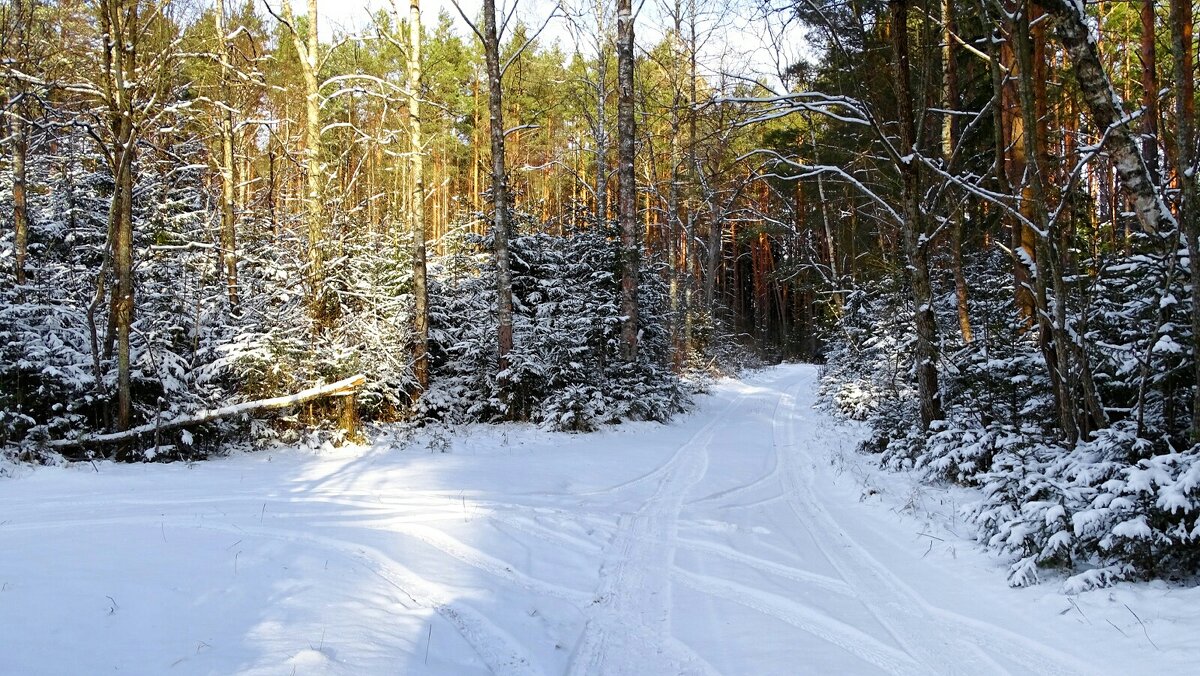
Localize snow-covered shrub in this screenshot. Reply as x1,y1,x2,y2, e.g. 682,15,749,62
820,238,1200,587
0,121,407,459
0,131,236,460
424,219,689,430
963,421,1200,589
964,436,1077,586
819,277,916,422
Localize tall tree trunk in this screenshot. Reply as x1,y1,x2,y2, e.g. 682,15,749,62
665,0,687,357
704,207,721,313
1014,5,1083,442
810,129,841,312
993,5,1038,324
667,42,683,357
112,148,135,432
684,0,697,347
215,0,239,306
409,0,429,392
100,0,138,432
616,0,639,360
1170,0,1200,441
10,114,28,288
594,0,609,225
978,3,1028,326
282,0,327,320
472,79,480,215
890,0,943,429
942,0,972,343
481,0,514,368
668,109,682,360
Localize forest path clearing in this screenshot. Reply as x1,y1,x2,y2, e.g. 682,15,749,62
0,365,1193,675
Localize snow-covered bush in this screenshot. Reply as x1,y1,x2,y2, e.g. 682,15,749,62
424,220,689,431
964,421,1200,590
819,277,917,422
821,241,1200,587
0,132,235,460
0,122,409,460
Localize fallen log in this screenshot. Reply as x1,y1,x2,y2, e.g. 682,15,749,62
47,374,367,449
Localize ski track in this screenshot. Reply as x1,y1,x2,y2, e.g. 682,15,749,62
672,568,923,676
566,390,754,676
773,373,1100,676
673,536,855,597
0,366,1130,675
561,387,756,503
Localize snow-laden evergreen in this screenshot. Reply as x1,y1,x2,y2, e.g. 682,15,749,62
424,221,689,431
0,134,691,460
821,241,1200,589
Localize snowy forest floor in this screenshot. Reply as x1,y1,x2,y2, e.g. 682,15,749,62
2,365,1198,675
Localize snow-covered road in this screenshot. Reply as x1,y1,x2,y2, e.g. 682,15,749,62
2,365,1195,675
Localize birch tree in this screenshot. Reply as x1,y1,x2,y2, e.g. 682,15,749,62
214,0,239,306
408,0,430,390
276,0,331,320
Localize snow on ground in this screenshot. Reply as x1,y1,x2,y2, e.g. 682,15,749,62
2,365,1198,675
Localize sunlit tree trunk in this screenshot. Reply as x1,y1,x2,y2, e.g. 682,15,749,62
215,0,239,306
1140,0,1160,185
616,0,639,360
281,0,328,320
942,0,971,343
409,0,429,391
10,114,28,288
481,0,514,368
99,0,138,432
592,0,609,225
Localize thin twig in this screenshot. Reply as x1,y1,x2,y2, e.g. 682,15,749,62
1067,597,1090,624
424,624,432,665
1124,604,1159,650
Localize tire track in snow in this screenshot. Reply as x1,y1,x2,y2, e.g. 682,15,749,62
684,439,781,510
27,492,614,523
672,569,923,676
563,384,760,502
773,368,1098,676
673,536,856,597
487,513,606,555
567,390,758,676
